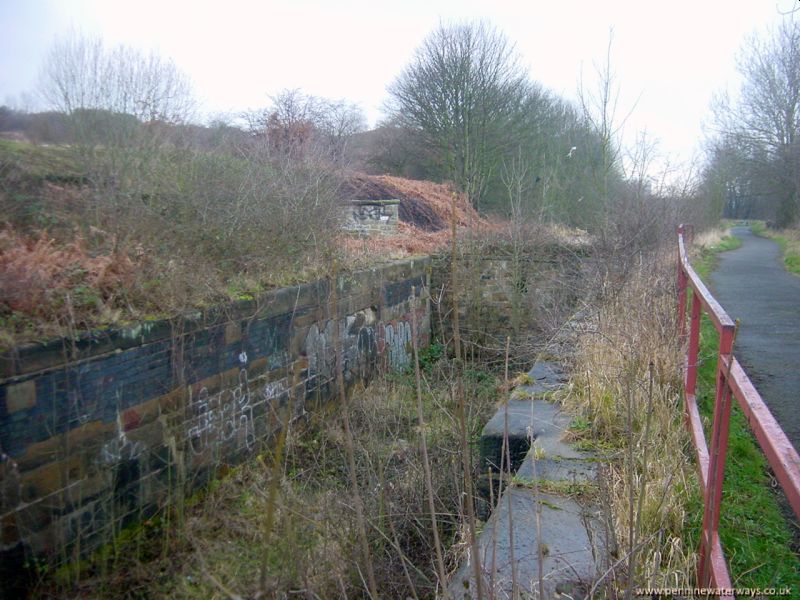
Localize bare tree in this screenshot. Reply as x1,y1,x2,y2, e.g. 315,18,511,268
577,31,634,208
366,115,443,180
244,89,365,165
501,151,534,333
387,20,530,209
510,90,609,228
710,16,800,226
36,31,197,213
701,138,756,220
39,31,194,124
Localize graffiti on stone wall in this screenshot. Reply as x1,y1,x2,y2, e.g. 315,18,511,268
384,321,412,369
352,204,392,223
187,369,255,455
68,390,90,427
304,307,419,385
100,409,145,465
185,368,291,456
345,310,379,380
304,308,379,385
0,259,431,583
341,201,399,236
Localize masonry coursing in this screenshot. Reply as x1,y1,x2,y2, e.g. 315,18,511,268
0,258,430,580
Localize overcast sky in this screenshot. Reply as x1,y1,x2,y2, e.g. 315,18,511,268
1,0,797,178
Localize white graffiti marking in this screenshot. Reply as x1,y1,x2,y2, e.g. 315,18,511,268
306,320,333,381
187,369,255,456
304,309,380,384
352,204,392,222
101,411,144,464
262,379,288,401
186,369,291,456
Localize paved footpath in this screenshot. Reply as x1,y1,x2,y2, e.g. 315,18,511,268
709,226,800,451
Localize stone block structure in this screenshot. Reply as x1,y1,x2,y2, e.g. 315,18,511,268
341,199,400,236
0,258,430,584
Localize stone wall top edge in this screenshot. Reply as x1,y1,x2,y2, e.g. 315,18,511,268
342,199,401,206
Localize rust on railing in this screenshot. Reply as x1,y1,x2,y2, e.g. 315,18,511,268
676,224,800,597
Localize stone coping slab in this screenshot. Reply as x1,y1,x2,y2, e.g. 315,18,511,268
455,359,605,599
448,489,604,599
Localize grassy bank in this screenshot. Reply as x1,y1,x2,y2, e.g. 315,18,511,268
0,137,342,348
750,221,800,276
560,229,799,594
688,232,799,589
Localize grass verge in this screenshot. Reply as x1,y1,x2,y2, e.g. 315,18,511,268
688,232,799,589
751,221,800,276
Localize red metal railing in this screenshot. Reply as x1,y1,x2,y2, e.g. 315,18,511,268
676,225,800,596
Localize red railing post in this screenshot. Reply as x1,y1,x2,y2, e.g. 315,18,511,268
698,324,736,586
677,225,688,342
676,224,800,595
685,291,701,398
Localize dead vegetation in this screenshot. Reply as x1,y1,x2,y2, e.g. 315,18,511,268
343,173,484,232
0,226,140,347
2,137,584,348
0,228,136,318
0,138,498,347
562,247,701,594
338,173,497,261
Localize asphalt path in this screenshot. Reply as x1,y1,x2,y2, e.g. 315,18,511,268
709,226,800,451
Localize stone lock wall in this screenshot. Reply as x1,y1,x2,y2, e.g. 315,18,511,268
0,258,430,581
431,250,582,342
341,200,400,236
